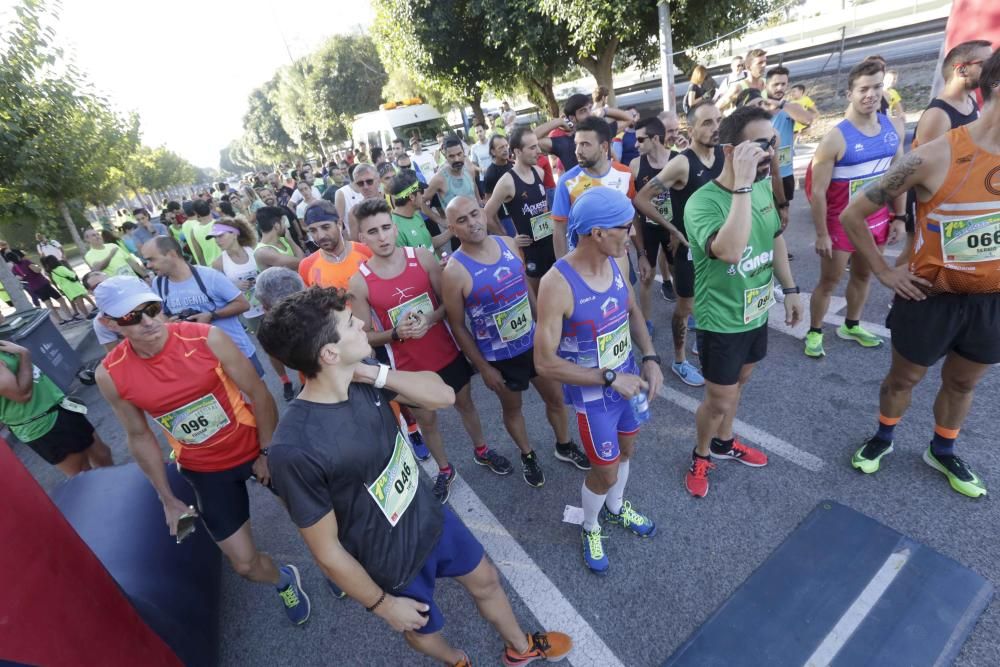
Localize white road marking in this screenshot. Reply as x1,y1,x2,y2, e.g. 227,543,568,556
803,548,911,666
655,386,826,472
419,461,624,667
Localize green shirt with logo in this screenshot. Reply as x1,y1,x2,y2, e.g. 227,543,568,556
0,351,65,442
391,212,434,253
685,179,781,333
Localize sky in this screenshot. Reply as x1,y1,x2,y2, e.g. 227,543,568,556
1,0,375,169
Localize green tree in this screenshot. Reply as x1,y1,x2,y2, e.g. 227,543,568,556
219,140,257,174
538,0,774,106
307,33,388,143
372,0,517,126
241,75,296,164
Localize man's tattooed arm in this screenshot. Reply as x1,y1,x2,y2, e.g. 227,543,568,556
864,153,923,206
649,175,668,194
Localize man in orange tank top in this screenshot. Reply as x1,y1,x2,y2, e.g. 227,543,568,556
298,201,373,290
840,48,1000,499
92,276,312,624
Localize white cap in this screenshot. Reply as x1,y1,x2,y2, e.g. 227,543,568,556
94,276,161,317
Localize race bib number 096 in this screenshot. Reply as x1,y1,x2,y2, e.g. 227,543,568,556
367,432,418,527
154,394,231,445
743,281,774,324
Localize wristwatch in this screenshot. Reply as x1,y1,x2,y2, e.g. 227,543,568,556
602,368,617,388
782,286,801,295
641,354,662,365
892,214,906,222
391,327,401,342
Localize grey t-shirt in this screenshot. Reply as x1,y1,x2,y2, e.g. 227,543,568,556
268,379,443,593
133,222,169,248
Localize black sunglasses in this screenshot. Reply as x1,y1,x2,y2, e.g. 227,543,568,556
753,136,777,151
355,178,376,187
113,301,162,326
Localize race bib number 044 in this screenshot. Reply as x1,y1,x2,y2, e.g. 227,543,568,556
154,394,231,446
492,296,532,343
367,432,418,527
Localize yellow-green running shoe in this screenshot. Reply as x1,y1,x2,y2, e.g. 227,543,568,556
922,447,987,498
804,331,825,358
836,323,883,348
851,437,894,474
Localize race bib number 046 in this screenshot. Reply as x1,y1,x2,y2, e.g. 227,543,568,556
154,394,231,446
388,292,434,327
941,212,1000,264
596,320,631,370
492,296,532,343
367,432,418,527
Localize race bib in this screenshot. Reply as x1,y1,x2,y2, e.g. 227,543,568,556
366,431,418,527
387,292,434,327
596,320,632,370
656,193,673,224
492,296,531,343
777,145,792,168
154,394,231,445
743,281,774,324
941,212,1000,263
848,174,882,200
530,211,554,241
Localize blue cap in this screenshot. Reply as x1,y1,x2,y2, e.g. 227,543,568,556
567,186,635,246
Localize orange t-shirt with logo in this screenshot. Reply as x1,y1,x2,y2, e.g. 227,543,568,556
102,322,259,472
912,126,1000,294
298,242,373,289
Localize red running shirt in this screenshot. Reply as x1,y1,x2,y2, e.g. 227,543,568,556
359,246,459,373
103,322,259,472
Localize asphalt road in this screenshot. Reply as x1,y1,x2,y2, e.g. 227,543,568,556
13,199,1000,667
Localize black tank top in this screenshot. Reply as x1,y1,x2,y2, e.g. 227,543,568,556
636,151,677,225
672,145,724,234
508,166,548,241
923,96,979,135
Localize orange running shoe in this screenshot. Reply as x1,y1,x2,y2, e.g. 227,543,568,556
502,631,572,665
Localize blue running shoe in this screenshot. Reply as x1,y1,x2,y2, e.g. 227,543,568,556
672,360,705,387
326,578,347,599
409,429,430,461
581,526,609,575
600,500,657,537
277,564,311,625
687,314,697,331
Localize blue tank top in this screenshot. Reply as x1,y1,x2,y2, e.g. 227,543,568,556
555,257,638,408
441,170,476,208
451,238,533,362
834,113,899,171
771,110,796,179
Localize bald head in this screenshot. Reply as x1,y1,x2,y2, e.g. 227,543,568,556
445,196,478,224
445,195,487,243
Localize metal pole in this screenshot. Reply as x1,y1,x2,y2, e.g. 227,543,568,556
658,1,676,112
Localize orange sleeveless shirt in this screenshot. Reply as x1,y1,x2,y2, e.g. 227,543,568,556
103,322,259,472
912,125,1000,294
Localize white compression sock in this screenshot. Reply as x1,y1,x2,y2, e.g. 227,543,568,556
581,481,607,532
604,459,630,515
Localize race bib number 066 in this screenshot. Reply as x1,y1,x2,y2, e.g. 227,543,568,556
941,212,1000,263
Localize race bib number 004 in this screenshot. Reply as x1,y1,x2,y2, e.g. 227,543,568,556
596,320,632,370
387,292,434,327
941,212,1000,264
530,211,554,241
743,281,774,324
492,296,532,343
366,432,418,527
154,394,231,446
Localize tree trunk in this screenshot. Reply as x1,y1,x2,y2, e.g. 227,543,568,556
0,260,34,313
578,39,620,106
469,95,486,129
58,200,85,260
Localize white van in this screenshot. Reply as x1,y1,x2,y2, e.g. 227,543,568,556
352,102,451,152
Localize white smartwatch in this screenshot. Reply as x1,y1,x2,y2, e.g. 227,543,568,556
373,363,390,389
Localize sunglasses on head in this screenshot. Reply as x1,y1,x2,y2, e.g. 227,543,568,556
112,301,161,326
355,178,376,187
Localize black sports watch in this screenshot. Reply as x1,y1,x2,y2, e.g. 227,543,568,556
602,369,617,388
641,354,662,366
782,286,801,295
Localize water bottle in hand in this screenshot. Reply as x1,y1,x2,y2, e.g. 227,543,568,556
631,391,650,424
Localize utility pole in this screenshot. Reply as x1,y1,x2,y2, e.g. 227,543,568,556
658,1,677,112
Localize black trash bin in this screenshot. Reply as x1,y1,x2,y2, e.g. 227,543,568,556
0,309,81,392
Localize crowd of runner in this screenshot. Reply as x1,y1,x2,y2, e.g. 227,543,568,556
1,41,998,666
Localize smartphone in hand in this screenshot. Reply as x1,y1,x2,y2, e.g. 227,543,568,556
176,511,197,544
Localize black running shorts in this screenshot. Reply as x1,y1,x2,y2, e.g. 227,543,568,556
887,292,1000,367
488,350,537,392
24,406,95,465
697,324,768,386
